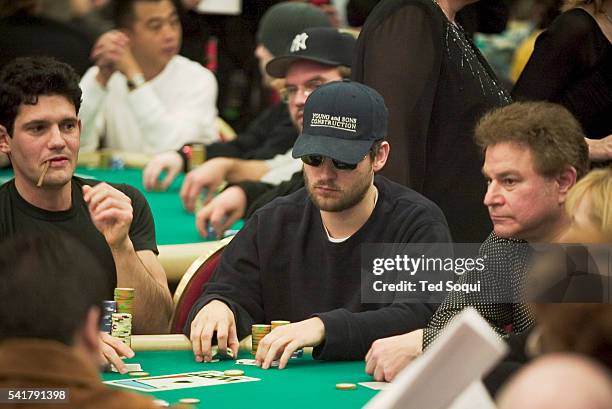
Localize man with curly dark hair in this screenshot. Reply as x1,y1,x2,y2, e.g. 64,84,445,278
0,56,173,372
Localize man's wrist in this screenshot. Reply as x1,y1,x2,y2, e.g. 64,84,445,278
414,329,424,354
109,236,134,254
95,69,112,87
126,72,146,91
308,317,326,346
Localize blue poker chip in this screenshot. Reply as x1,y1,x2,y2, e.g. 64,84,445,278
206,225,216,239
110,157,125,170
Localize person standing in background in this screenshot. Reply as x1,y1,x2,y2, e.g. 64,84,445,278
353,0,511,244
513,0,612,164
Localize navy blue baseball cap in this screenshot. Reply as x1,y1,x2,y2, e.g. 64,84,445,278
292,80,388,165
265,27,355,79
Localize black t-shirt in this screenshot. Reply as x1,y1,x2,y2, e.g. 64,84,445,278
206,103,297,160
186,175,452,361
0,177,158,299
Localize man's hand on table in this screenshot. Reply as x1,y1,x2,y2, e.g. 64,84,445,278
255,318,325,370
180,158,231,212
82,183,133,249
365,329,424,382
190,300,240,363
99,331,135,374
196,186,246,239
143,151,183,191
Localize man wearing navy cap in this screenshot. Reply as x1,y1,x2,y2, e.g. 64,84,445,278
186,81,452,368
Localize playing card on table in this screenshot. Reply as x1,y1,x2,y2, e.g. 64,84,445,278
359,381,390,391
111,363,142,373
236,359,257,366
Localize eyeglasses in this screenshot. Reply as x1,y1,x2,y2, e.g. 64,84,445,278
279,79,324,103
301,155,360,170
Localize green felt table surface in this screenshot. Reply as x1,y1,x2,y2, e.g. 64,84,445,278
0,167,243,246
101,350,378,408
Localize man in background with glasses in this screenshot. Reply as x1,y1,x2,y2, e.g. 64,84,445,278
185,80,452,368
181,27,353,238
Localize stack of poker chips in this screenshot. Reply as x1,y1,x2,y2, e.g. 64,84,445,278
99,149,112,168
100,300,117,333
114,288,135,316
251,324,271,354
188,143,206,171
270,320,303,359
270,320,290,331
111,313,132,347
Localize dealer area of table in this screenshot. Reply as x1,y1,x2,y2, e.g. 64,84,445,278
102,349,378,408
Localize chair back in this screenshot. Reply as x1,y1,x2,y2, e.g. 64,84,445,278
170,237,233,333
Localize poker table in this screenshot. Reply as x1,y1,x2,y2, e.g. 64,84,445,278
0,165,243,282
101,348,379,408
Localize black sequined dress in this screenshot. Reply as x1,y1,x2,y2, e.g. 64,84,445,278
353,0,511,243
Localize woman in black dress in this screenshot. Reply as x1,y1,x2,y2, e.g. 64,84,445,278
354,0,510,244
513,0,612,163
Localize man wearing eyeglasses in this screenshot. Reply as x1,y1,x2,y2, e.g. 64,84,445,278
185,81,452,368
180,27,353,238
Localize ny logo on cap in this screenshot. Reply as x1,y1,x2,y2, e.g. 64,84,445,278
290,33,309,53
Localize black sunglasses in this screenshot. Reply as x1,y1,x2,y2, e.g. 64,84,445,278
301,155,359,170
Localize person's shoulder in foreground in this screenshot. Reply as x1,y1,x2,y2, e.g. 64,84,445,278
0,232,168,409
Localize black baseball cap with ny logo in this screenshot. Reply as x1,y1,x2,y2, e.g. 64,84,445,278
265,27,355,79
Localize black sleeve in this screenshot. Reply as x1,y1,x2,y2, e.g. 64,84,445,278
313,220,453,361
235,181,276,215
206,105,297,161
312,304,436,361
244,171,305,218
353,1,442,190
184,214,265,338
556,50,612,131
512,11,594,102
119,184,159,255
422,236,510,348
205,137,254,160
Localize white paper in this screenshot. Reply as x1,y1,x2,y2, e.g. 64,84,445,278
363,308,508,409
196,0,241,15
111,363,142,373
236,359,258,366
